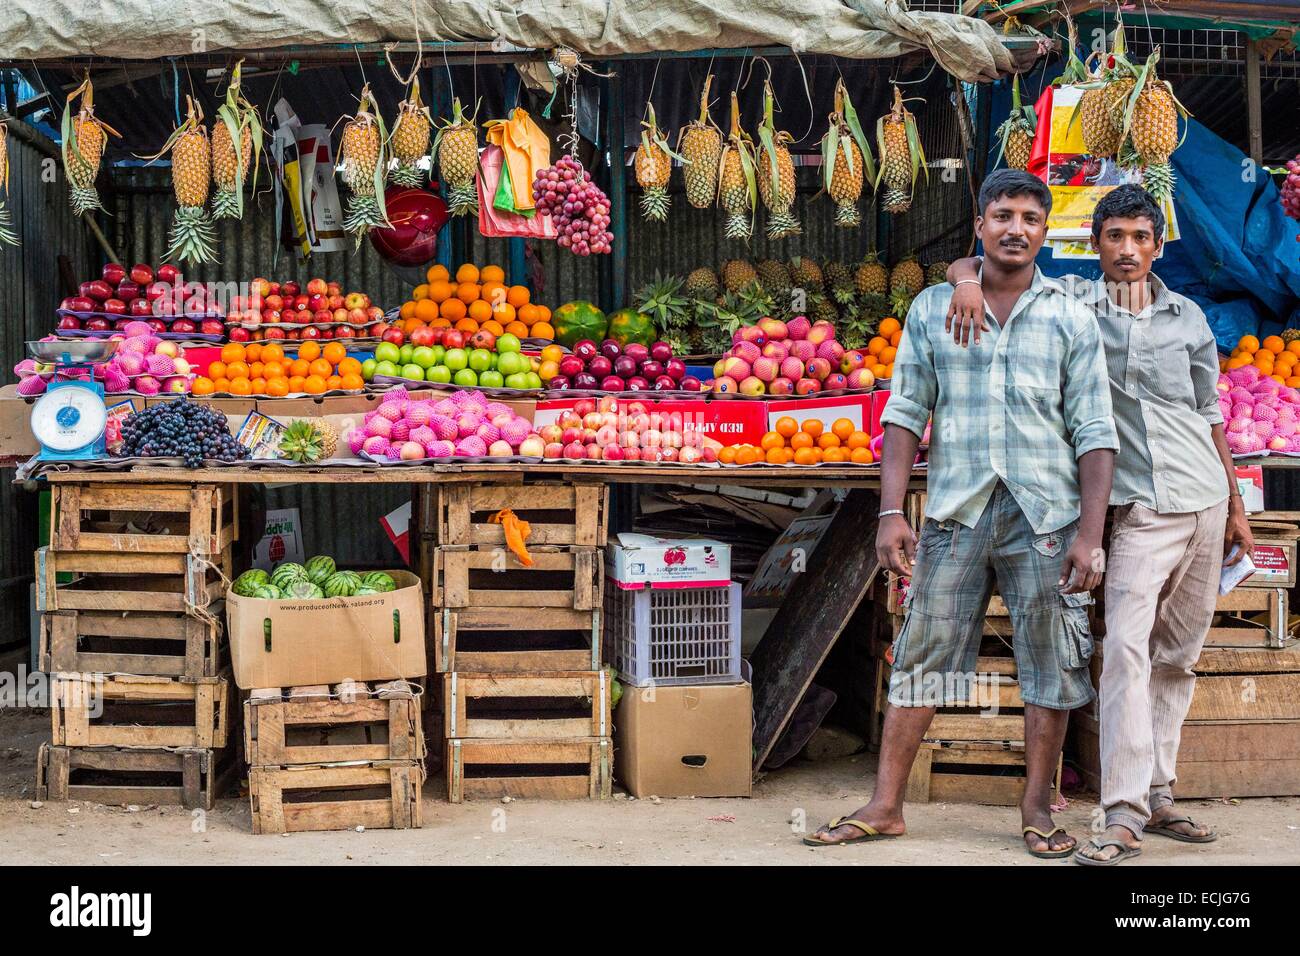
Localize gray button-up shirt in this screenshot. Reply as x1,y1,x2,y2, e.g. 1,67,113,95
1077,273,1228,514
881,268,1119,535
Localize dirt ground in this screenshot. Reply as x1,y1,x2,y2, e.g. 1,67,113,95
1,706,1296,866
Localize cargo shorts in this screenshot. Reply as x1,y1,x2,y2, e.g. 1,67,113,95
888,482,1096,711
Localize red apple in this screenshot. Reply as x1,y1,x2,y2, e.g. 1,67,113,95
306,293,326,313
265,294,284,311
129,298,153,317
263,326,286,340
146,319,167,333
334,325,356,339
282,281,300,298
113,319,130,331
382,328,405,346
65,295,96,313
347,307,367,324
102,298,127,315
365,306,385,322
85,317,111,331
116,280,141,301
301,326,322,340
250,277,270,297
145,281,169,303
319,327,334,339
128,263,153,285
201,319,225,336
293,295,309,312
157,264,180,284
57,315,83,330
368,322,390,338
409,327,435,347
81,279,113,301
227,325,251,342
262,309,281,324
328,294,345,311
102,263,126,285
304,277,325,296
344,292,366,311
326,282,341,297
286,329,300,340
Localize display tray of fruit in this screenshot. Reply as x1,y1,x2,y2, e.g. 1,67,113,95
57,263,230,340
13,328,195,398
351,388,548,463
706,316,884,398
114,398,251,468
232,560,401,600
221,278,386,341
533,397,721,464
394,262,559,348
363,333,547,395
191,341,367,399
1219,340,1300,457
719,417,878,467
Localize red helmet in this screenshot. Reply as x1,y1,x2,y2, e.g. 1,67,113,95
369,186,449,266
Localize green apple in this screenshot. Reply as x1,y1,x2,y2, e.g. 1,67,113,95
497,351,526,376
523,372,542,389
453,368,479,387
496,333,521,353
479,369,504,388
430,345,446,365
375,342,401,364
361,358,378,381
468,348,493,373
411,346,436,369
374,360,400,378
426,364,452,384
398,344,415,365
402,363,425,381
443,348,468,372
504,372,529,390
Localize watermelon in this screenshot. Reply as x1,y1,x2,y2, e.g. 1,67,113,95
305,555,336,585
361,571,397,593
232,569,270,597
252,584,282,600
286,580,325,600
605,308,656,347
270,562,308,591
551,301,607,348
324,571,361,597
355,586,380,595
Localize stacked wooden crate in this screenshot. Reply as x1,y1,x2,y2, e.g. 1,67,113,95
244,681,425,834
35,482,238,809
421,481,612,802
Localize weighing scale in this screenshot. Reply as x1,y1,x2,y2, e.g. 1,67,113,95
26,340,117,461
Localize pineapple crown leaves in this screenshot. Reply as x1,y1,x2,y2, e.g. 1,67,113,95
992,74,1037,169
60,73,121,176
140,95,206,168
756,81,788,202
216,59,265,219
1052,14,1091,87
640,104,686,165
875,85,928,192
633,272,690,329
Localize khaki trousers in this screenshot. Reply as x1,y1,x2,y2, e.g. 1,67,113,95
1099,499,1228,838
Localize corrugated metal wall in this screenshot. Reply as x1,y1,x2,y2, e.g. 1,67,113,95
0,120,96,650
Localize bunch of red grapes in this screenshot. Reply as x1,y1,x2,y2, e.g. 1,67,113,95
532,156,613,256
1281,154,1300,223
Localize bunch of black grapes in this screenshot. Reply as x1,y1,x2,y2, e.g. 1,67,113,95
121,399,249,468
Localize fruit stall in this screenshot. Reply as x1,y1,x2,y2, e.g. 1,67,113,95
1,0,1299,836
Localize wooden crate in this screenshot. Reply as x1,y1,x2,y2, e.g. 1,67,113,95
446,737,611,803
1206,586,1290,648
443,671,609,740
40,609,224,679
433,482,607,548
51,482,237,556
51,673,232,749
248,760,423,834
433,606,600,673
907,741,1062,806
36,546,230,613
433,546,602,612
245,681,425,767
36,743,234,810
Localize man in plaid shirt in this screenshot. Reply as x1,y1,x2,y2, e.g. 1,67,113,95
804,170,1118,857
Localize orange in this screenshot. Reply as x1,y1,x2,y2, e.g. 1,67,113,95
541,344,564,364
298,341,321,362
250,377,267,394
338,357,362,376
1288,341,1300,357
775,416,799,439
303,375,327,395
1238,335,1260,353
889,330,902,348
415,299,440,322
867,336,887,357
192,378,215,396
818,433,841,449
1226,355,1250,369
481,264,506,284
483,320,507,337
289,358,310,378
229,378,253,396
793,447,816,465
500,321,524,338
811,447,824,463
879,346,898,365
265,378,289,397
322,342,347,365
428,280,454,303
207,360,228,380
426,263,450,283
491,302,517,325
760,431,785,451
518,304,540,326
851,447,874,464
832,418,855,441
431,317,452,329
764,446,785,464
226,361,250,380
535,305,551,322
340,373,365,390
439,298,467,321
326,375,343,390
539,360,560,380
412,283,429,301
468,299,493,323
718,446,738,464
246,343,263,362
249,361,265,380
455,318,480,334
872,363,889,379
1264,335,1285,354
457,283,481,304
455,263,480,284
309,358,333,379
790,431,814,450
801,419,823,438
884,363,895,378
1254,354,1274,371
262,344,284,363
287,375,306,393
1288,377,1300,388
506,285,530,309
531,322,555,341
879,317,901,337
846,430,870,450
481,282,507,306
220,343,246,364
1273,374,1287,385
212,378,231,393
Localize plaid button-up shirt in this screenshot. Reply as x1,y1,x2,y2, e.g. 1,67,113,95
1080,273,1228,514
881,268,1119,534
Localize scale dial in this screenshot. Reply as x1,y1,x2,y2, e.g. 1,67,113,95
30,384,108,452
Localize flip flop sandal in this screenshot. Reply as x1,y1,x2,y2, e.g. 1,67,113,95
803,816,899,847
1145,815,1218,843
1073,838,1143,866
1022,825,1077,859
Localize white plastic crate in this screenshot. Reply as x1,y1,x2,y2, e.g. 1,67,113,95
604,581,742,686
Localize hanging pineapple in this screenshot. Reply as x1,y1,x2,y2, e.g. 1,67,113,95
995,74,1037,171
875,86,926,215
211,60,263,221
1123,49,1189,204
338,85,392,247
755,81,800,240
61,73,121,217
433,97,479,217
635,104,679,222
389,76,432,188
678,74,722,210
0,123,16,247
717,92,757,241
820,79,876,228
145,96,217,264
1071,23,1135,160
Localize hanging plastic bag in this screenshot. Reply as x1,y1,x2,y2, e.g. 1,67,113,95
478,145,556,239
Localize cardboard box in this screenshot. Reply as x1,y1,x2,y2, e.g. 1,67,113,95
616,682,752,798
607,533,731,589
0,388,40,457
745,513,834,607
1235,464,1264,513
226,569,426,689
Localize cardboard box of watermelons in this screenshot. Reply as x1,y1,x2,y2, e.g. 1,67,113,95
226,567,426,689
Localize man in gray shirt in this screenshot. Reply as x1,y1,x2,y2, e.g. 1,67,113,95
945,184,1254,865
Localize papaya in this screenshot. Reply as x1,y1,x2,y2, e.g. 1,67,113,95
605,308,657,347
551,301,607,348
